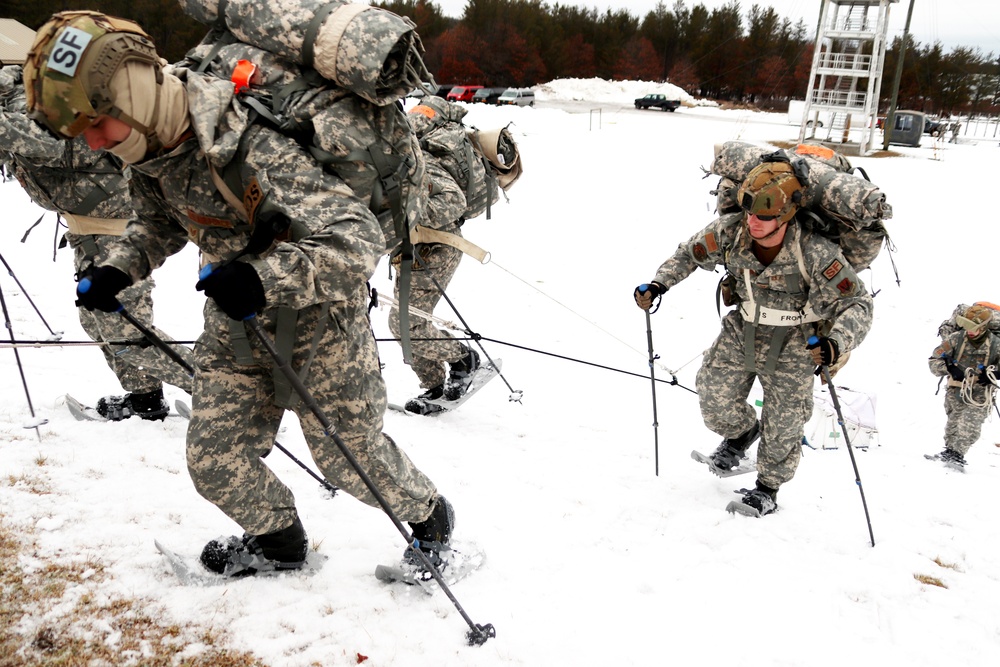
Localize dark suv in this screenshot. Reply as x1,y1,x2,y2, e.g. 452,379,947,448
472,87,503,104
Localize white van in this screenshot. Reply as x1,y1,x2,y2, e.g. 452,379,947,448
787,100,830,128
497,88,535,107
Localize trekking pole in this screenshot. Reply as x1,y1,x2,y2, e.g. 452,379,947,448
270,441,338,498
243,315,495,645
429,275,522,403
77,276,197,376
644,311,661,476
116,308,197,376
121,307,342,496
809,337,875,547
0,252,63,340
0,280,45,439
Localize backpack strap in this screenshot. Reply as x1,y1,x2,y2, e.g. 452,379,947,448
270,305,329,409
410,225,489,263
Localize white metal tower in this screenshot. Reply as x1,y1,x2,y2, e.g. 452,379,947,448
799,0,897,155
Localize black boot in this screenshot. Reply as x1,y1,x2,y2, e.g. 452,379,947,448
404,384,447,415
200,516,308,577
939,447,968,467
404,495,455,571
96,388,169,421
445,347,480,400
710,421,761,470
741,480,778,516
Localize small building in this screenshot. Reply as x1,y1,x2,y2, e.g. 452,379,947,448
886,110,925,148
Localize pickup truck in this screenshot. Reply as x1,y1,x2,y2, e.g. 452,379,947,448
634,94,680,112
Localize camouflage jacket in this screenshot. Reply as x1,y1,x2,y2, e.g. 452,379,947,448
0,67,131,221
102,66,384,311
654,214,873,354
930,330,1000,380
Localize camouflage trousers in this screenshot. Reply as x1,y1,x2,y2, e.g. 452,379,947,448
186,289,438,536
697,313,815,490
68,233,195,395
389,241,466,389
942,387,991,455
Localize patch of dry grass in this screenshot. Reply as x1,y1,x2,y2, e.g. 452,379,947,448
0,516,271,667
914,573,948,588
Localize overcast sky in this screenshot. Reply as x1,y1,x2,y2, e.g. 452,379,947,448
429,0,1000,55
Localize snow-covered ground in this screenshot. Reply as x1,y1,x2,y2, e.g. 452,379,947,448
2,78,1000,666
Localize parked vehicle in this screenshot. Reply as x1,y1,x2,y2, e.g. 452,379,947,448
787,99,830,128
497,88,535,107
471,87,503,105
433,84,456,98
633,93,680,112
446,85,484,103
924,118,945,136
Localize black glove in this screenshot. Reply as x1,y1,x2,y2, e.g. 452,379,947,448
978,366,994,386
634,281,666,311
807,336,839,368
195,261,266,321
944,358,965,382
75,266,132,312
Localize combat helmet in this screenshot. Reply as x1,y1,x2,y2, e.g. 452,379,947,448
957,304,994,339
737,158,804,225
23,11,161,140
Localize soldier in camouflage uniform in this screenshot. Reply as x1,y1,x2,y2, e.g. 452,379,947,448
0,64,193,420
634,160,873,516
389,98,483,415
928,304,1000,467
23,11,453,577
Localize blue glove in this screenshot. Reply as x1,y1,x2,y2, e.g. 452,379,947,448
76,266,132,312
195,262,266,321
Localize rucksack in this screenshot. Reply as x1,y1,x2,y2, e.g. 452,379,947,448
177,0,435,362
179,0,435,257
407,95,522,222
710,141,893,273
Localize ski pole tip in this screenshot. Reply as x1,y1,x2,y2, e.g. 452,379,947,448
466,623,496,646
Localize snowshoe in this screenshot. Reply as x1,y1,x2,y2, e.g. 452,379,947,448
404,385,448,415
726,484,778,518
711,421,761,469
375,540,486,593
96,388,169,421
924,448,967,471
200,517,308,577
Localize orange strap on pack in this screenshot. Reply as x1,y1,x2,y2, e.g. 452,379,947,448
231,60,257,94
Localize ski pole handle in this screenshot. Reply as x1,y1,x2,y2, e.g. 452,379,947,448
77,277,123,312
807,335,819,346
198,263,256,321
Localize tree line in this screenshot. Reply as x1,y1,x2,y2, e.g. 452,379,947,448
6,0,999,117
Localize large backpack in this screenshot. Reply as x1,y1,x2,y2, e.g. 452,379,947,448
408,95,522,222
710,141,893,273
179,0,434,257
178,0,435,362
